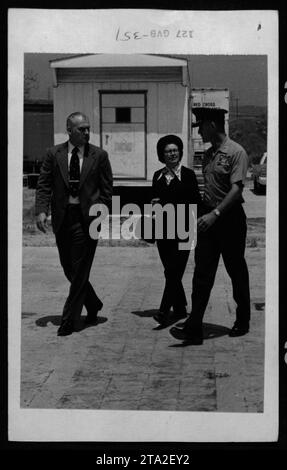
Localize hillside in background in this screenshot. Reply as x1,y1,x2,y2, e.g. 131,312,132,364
229,106,267,164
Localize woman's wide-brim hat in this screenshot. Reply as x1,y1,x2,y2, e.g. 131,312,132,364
157,134,183,160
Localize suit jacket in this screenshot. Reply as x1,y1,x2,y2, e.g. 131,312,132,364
35,141,113,233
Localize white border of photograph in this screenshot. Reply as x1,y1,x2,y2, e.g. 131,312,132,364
8,9,278,442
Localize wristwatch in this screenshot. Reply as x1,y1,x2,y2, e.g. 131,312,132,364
213,208,221,217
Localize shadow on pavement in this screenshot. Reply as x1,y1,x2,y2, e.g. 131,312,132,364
35,315,107,331
35,315,62,327
169,322,230,347
203,322,230,339
132,309,187,330
131,309,158,318
75,316,108,332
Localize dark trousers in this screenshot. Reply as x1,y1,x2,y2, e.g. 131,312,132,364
55,205,102,327
187,205,250,328
157,239,190,312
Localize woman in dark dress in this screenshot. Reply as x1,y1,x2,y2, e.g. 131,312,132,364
152,135,202,326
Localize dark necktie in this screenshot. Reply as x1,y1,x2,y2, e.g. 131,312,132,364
69,147,80,197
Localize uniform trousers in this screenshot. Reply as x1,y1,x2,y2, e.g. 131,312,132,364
55,204,102,328
187,204,250,328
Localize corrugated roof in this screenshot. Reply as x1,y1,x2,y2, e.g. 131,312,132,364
50,54,188,68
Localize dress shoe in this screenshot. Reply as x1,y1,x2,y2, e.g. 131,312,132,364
85,312,99,325
169,325,203,344
85,303,103,324
57,322,74,336
153,311,169,325
172,308,187,320
229,323,249,337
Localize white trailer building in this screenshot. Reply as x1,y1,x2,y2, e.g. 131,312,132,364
50,54,192,191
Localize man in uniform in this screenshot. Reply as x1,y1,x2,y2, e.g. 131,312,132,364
170,107,251,344
36,112,113,336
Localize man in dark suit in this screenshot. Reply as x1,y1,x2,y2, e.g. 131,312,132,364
36,111,113,336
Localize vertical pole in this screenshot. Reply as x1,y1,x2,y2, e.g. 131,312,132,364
236,97,239,119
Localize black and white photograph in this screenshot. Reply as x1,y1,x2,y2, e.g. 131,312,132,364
8,9,279,443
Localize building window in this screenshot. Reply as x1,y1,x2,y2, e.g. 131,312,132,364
116,107,131,123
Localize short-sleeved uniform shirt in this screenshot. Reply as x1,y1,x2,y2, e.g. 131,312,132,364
202,137,249,208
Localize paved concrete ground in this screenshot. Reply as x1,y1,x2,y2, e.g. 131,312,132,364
21,183,266,412
21,243,265,412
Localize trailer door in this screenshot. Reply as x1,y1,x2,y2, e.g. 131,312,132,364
100,91,146,179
